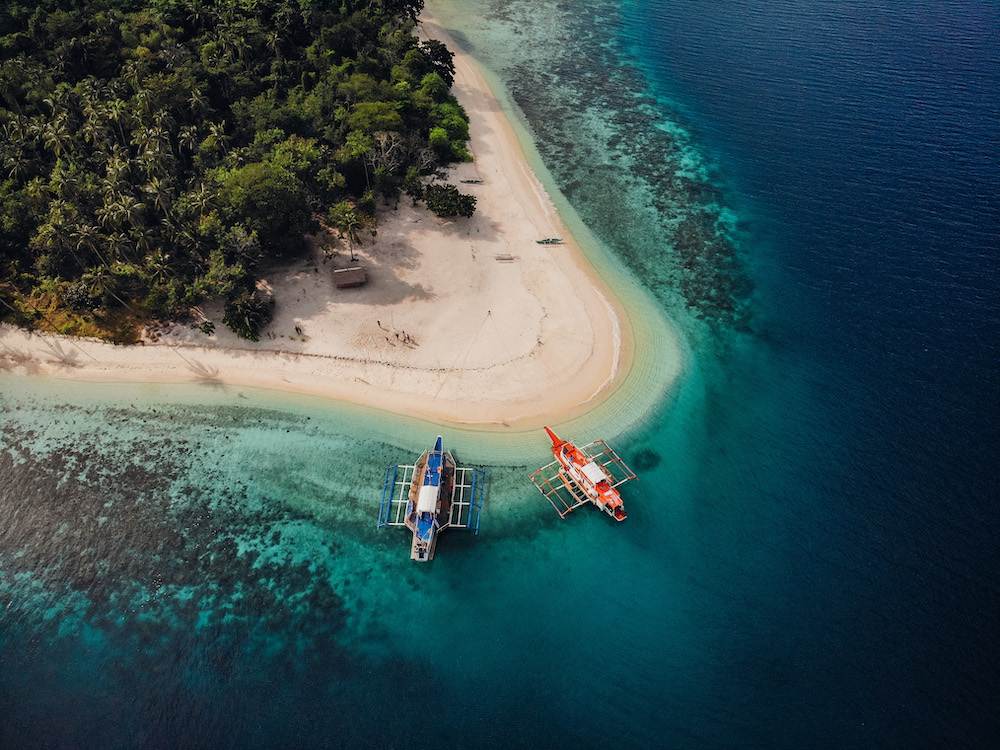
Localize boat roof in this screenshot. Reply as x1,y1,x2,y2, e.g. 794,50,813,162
580,461,608,484
416,484,439,514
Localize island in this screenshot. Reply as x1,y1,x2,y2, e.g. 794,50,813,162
0,1,644,427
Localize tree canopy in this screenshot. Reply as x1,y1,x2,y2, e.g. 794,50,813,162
0,0,474,340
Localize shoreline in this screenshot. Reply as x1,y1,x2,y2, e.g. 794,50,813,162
0,19,670,430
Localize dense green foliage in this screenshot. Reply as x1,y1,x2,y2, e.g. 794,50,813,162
423,182,475,218
0,0,474,339
222,288,272,341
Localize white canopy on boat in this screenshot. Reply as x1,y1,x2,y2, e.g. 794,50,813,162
416,485,439,514
580,461,609,485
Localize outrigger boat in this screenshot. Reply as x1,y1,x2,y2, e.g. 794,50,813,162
536,237,563,244
377,436,485,561
529,427,637,521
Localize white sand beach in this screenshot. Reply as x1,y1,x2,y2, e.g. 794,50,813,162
0,20,636,428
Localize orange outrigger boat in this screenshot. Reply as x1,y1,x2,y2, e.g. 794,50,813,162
529,427,637,521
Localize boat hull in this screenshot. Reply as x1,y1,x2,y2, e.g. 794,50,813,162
404,441,456,562
530,428,636,521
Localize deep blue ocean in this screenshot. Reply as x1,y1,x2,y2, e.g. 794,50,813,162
2,1,998,748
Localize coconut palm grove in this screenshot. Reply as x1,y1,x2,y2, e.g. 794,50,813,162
0,0,474,341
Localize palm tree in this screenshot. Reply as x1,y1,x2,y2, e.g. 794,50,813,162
175,222,203,255
133,89,154,123
48,199,75,222
72,223,109,266
273,3,297,32
33,217,85,272
187,2,215,30
43,117,72,158
189,183,214,218
42,95,63,118
26,115,47,149
133,125,168,156
144,177,172,217
79,76,110,105
95,201,119,229
207,121,230,154
1,119,27,145
178,125,200,155
159,211,181,242
154,110,176,135
119,195,146,228
79,116,107,147
49,163,80,200
131,227,156,255
5,151,30,180
139,146,172,180
103,156,128,193
121,60,144,89
333,207,363,262
223,289,271,342
33,219,70,255
218,24,250,64
105,99,131,144
26,176,48,202
144,252,173,284
265,30,284,66
82,264,131,309
106,232,133,262
79,82,108,142
0,72,23,116
187,89,210,116
159,44,187,71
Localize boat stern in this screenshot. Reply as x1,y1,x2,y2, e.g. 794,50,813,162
410,516,438,562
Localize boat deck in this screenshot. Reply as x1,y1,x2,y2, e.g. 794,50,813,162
529,439,636,518
378,463,485,533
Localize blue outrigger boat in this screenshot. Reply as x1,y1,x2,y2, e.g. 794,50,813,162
378,437,484,561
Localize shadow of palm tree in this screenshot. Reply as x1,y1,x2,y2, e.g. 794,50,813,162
41,339,80,368
0,345,43,373
166,344,222,384
186,358,222,384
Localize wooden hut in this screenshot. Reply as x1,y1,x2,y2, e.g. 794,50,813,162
333,266,367,289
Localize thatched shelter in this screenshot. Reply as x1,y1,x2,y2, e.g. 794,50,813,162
333,266,367,288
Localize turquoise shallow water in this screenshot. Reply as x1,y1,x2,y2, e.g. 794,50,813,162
3,0,999,747
0,375,688,747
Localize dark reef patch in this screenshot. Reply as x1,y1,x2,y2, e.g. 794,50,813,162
0,405,351,699
631,449,661,473
464,0,754,334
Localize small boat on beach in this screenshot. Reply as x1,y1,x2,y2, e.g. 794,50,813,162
378,436,485,561
529,427,637,521
460,179,484,184
536,238,563,244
